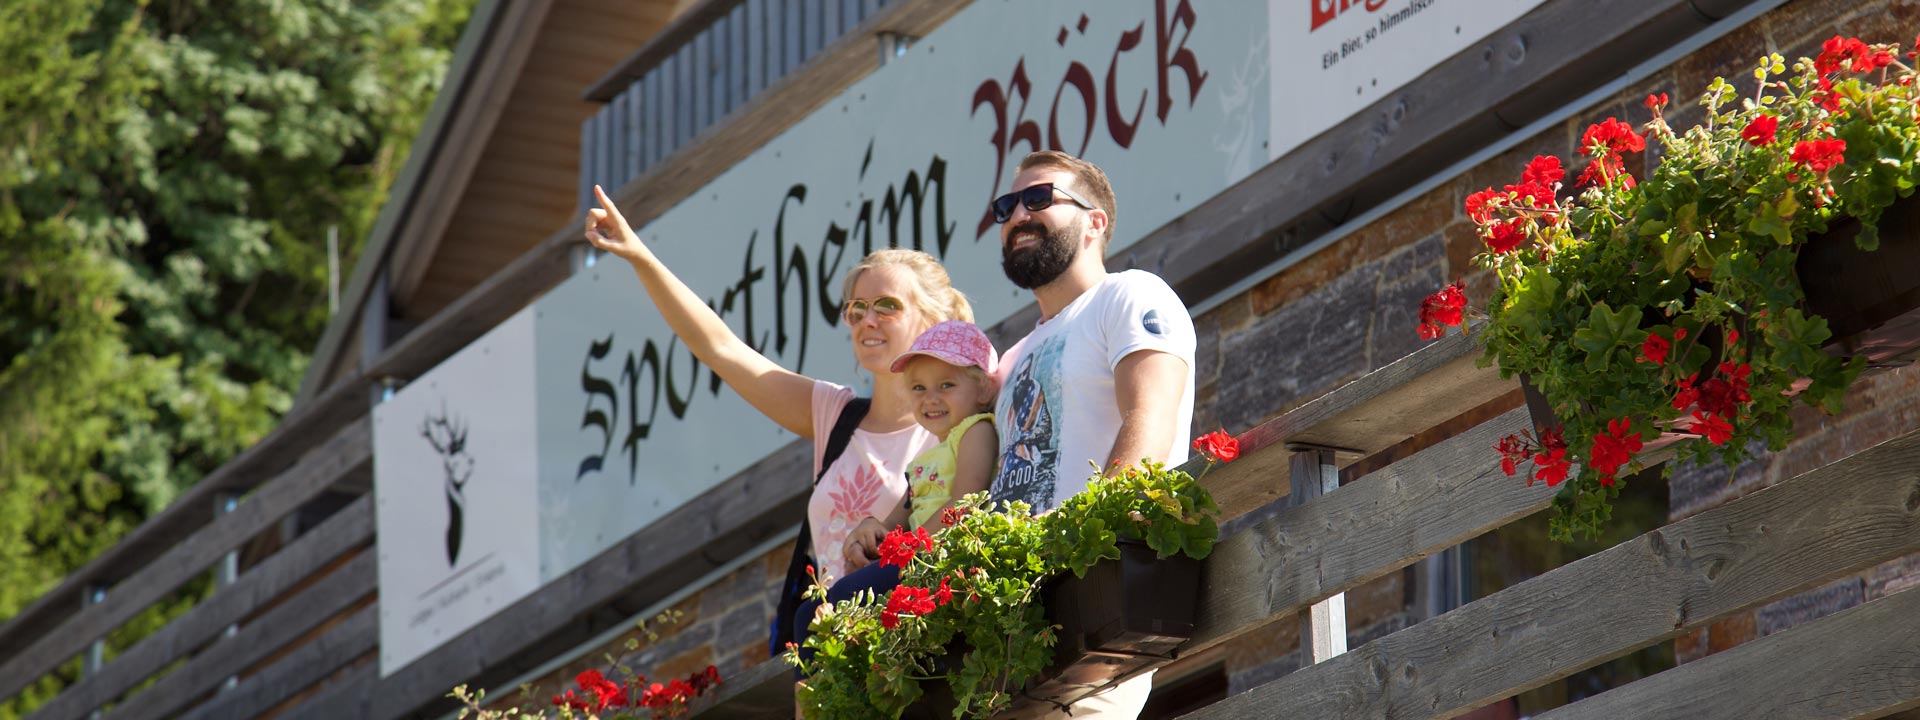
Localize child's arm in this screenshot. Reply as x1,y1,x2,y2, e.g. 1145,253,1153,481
916,420,997,532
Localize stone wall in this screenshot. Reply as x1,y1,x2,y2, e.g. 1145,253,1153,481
496,0,1920,713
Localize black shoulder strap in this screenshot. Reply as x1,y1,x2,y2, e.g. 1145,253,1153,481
816,397,870,484
773,397,871,654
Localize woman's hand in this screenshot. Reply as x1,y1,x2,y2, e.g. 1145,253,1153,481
584,184,651,264
842,516,888,572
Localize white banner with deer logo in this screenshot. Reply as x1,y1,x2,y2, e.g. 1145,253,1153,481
372,307,542,676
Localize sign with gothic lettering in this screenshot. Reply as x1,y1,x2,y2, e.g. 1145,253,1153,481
372,308,542,676
530,0,1268,579
373,0,1566,663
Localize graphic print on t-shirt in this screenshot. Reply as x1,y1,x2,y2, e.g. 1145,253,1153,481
820,460,887,581
993,335,1064,509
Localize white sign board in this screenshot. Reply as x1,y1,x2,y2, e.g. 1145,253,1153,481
374,309,542,676
532,0,1271,579
1269,0,1548,161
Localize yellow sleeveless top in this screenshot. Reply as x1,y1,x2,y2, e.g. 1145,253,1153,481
904,413,996,529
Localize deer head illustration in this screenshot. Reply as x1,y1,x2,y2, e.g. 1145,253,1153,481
421,404,474,567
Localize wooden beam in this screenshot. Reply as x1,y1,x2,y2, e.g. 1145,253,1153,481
1536,586,1920,720
1184,422,1920,720
684,659,792,719
274,662,377,720
1188,407,1544,661
27,497,374,720
583,0,750,102
386,0,560,313
0,416,372,704
1195,332,1512,523
173,605,379,720
101,552,376,720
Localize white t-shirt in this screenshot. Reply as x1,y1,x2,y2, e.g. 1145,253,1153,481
990,270,1196,512
807,380,937,583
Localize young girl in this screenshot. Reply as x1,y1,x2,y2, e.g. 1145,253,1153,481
792,321,999,681
887,319,1000,535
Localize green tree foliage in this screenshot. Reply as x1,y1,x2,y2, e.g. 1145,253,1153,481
0,0,473,714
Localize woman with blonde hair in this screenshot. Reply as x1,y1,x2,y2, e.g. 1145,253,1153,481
582,185,972,659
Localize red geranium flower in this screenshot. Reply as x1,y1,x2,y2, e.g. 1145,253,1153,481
1816,36,1881,75
1587,418,1644,484
1192,429,1241,463
1507,155,1563,210
1532,447,1571,487
1741,114,1778,146
1639,333,1671,365
1690,411,1735,446
880,585,937,629
1465,188,1500,225
1644,92,1669,110
1530,427,1571,487
1811,77,1843,113
1484,217,1527,254
876,526,934,569
1495,433,1532,477
1791,138,1847,173
1581,117,1646,158
1522,155,1565,187
1418,282,1469,339
1672,373,1700,411
934,576,953,607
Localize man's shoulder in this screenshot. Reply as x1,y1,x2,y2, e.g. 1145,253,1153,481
1102,269,1181,300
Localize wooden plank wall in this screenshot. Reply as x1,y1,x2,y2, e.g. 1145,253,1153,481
1187,426,1920,719
578,0,892,209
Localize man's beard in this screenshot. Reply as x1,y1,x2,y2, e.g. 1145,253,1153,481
1001,218,1081,289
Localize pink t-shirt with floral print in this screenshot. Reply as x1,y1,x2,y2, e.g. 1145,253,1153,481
807,380,936,583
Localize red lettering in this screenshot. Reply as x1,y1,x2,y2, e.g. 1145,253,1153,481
970,60,1043,238
1310,0,1337,31
1049,61,1097,156
1105,22,1147,148
1155,0,1207,124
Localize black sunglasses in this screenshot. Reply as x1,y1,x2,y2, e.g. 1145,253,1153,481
989,183,1096,224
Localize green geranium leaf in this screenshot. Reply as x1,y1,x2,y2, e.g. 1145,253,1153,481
1747,202,1792,245
1181,516,1219,560
1855,220,1881,252
1572,302,1641,372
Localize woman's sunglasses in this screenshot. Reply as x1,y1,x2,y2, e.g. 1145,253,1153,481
989,183,1095,224
843,295,906,324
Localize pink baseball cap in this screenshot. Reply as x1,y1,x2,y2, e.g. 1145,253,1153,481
890,320,998,375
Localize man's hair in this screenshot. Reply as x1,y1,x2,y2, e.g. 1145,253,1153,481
1016,150,1116,245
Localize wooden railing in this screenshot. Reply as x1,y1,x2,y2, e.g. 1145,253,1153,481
683,331,1920,718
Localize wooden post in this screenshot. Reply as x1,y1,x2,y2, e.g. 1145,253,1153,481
214,492,240,692
83,585,106,720
361,268,391,408
1287,446,1347,664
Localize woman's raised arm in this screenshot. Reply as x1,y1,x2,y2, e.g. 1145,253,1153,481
585,185,817,439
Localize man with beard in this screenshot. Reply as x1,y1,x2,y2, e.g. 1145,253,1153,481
988,150,1195,718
